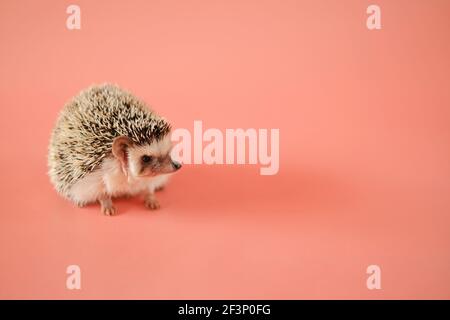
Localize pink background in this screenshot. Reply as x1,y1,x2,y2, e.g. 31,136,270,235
0,0,449,299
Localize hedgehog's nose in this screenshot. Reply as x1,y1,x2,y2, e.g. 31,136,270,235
172,161,182,170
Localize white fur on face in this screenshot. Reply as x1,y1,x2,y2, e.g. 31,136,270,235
127,135,173,177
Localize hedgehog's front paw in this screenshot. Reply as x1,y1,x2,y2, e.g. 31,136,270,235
99,198,116,216
145,197,160,210
101,205,116,216
76,202,86,208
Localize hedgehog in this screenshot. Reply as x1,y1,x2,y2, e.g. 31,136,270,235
48,84,182,216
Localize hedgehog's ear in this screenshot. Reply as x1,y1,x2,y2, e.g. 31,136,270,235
112,136,132,176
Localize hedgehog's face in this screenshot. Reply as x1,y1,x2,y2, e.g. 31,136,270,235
112,135,182,178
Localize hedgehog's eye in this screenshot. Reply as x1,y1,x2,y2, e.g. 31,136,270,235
142,155,152,163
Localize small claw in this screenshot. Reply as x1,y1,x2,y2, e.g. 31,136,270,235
145,198,160,210
102,205,116,216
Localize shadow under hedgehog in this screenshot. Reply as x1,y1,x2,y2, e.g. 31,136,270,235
48,84,182,216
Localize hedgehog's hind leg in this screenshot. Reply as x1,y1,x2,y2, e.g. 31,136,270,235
69,170,108,214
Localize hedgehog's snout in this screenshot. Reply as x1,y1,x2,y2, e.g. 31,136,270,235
172,160,182,171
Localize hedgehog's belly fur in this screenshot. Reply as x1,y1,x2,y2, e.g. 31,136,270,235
68,157,169,206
